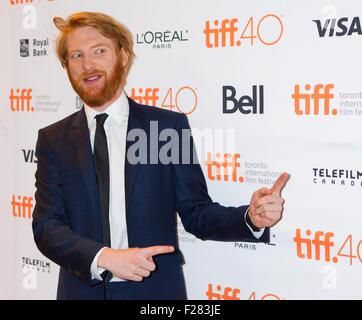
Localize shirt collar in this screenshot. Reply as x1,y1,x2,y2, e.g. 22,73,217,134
83,91,129,128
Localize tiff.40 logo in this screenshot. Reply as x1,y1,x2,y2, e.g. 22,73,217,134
206,283,283,300
294,228,362,266
130,87,198,115
204,14,284,48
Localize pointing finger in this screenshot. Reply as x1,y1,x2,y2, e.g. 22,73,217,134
142,246,175,258
271,172,290,196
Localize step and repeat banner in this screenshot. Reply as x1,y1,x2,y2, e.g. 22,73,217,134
0,0,361,300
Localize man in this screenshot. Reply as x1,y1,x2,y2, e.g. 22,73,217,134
32,12,289,300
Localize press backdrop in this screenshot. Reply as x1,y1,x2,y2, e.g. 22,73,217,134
0,0,361,300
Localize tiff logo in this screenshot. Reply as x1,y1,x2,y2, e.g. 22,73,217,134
292,84,336,116
12,195,34,219
9,89,35,112
130,88,159,106
204,19,238,48
10,0,33,4
293,228,336,263
206,283,241,300
206,152,244,183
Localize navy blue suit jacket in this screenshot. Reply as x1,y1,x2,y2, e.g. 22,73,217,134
32,97,269,300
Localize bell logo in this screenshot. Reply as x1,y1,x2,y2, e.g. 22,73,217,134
9,88,35,112
223,85,264,114
12,195,34,219
293,228,336,263
292,84,336,116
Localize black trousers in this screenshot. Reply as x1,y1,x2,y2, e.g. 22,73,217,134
104,281,136,300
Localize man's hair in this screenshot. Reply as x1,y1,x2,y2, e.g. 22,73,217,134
53,11,135,75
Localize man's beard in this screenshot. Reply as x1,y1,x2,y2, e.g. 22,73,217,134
67,59,124,107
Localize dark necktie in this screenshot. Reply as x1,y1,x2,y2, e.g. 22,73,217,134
94,114,111,248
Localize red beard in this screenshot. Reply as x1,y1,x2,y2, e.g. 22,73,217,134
67,59,124,107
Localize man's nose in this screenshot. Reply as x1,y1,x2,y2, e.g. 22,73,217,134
82,54,95,72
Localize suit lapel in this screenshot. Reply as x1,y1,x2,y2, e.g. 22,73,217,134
69,100,146,228
125,98,146,213
71,108,100,217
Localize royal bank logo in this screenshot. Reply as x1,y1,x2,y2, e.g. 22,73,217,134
19,38,49,57
136,29,189,49
20,39,29,57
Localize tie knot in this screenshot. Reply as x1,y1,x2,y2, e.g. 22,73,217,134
95,113,108,127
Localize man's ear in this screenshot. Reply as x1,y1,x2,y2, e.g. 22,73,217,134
119,48,129,68
53,17,66,31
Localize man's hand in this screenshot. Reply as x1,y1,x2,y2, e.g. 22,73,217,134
248,172,290,229
98,246,175,282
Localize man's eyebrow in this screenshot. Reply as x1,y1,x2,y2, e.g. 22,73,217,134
68,43,112,54
90,43,113,49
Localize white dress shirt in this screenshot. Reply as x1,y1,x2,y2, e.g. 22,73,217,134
86,92,129,282
86,92,264,282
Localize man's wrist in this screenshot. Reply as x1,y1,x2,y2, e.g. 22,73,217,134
245,211,261,232
98,247,111,269
90,247,108,280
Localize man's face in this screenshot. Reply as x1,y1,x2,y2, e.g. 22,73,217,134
66,26,128,108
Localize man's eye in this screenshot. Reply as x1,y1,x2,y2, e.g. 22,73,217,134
71,53,82,59
95,48,105,54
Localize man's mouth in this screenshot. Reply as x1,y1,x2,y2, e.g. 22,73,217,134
83,74,103,85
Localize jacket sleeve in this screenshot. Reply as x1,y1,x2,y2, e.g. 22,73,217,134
32,129,104,285
173,113,270,243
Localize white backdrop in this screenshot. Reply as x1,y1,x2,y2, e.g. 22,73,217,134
0,0,361,300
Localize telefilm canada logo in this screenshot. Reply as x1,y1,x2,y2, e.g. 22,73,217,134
19,38,49,57
22,257,51,274
136,29,189,49
22,256,52,290
313,168,362,187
